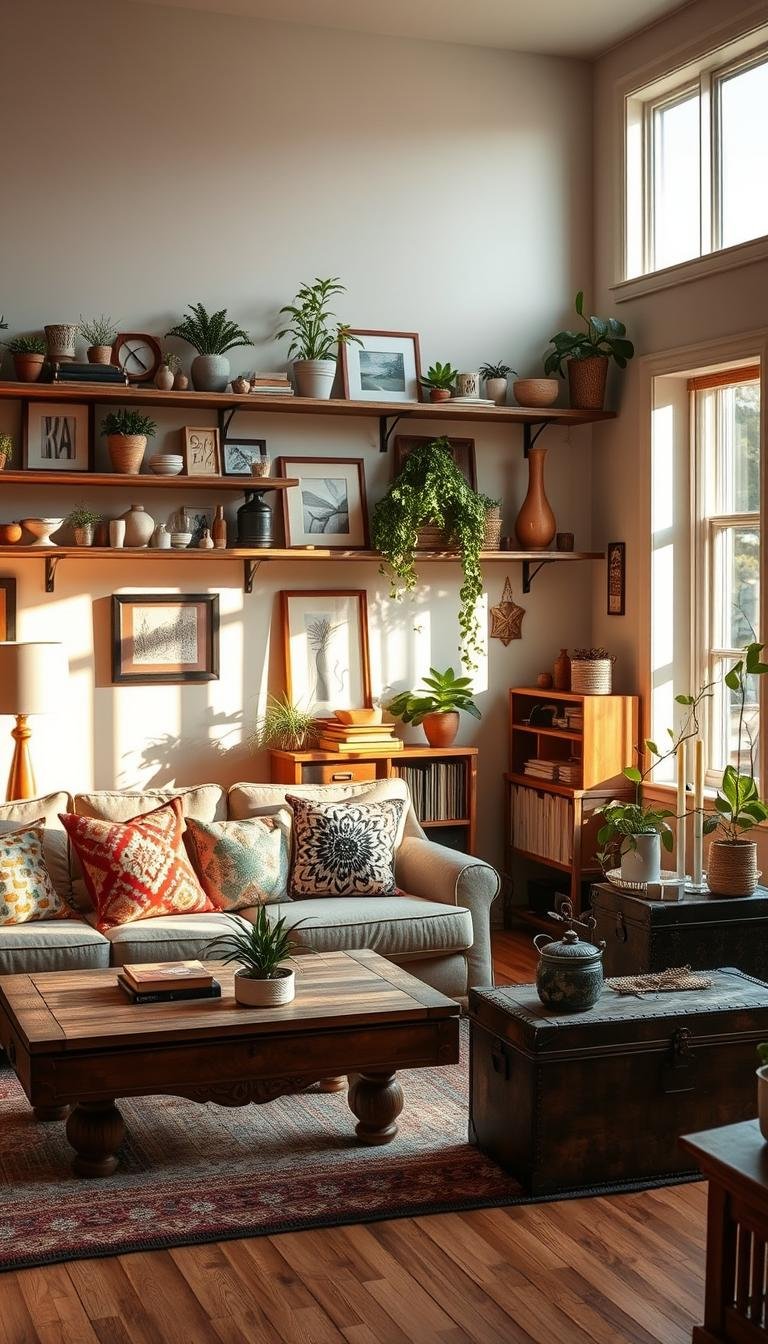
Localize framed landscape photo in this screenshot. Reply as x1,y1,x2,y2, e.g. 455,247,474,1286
275,457,369,548
607,541,626,616
280,590,372,714
222,438,268,477
182,426,221,476
0,579,16,640
112,594,219,685
340,330,422,404
22,401,93,472
393,435,477,489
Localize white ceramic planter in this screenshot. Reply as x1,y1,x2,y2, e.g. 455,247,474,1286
620,832,662,884
484,377,508,406
234,966,295,1007
192,354,230,392
292,359,336,399
757,1065,768,1140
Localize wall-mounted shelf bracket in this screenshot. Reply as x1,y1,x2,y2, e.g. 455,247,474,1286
521,558,551,593
379,414,407,453
45,555,63,593
522,422,550,459
243,558,264,594
218,407,238,445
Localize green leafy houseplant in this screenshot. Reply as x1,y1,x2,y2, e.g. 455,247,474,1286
544,292,635,376
371,437,490,666
101,410,157,439
5,334,46,355
387,667,481,726
479,361,516,380
65,506,102,528
78,315,118,347
702,644,768,843
277,277,358,362
253,694,319,752
166,303,251,356
206,909,313,1005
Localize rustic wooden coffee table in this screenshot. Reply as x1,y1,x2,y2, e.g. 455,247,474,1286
0,949,460,1177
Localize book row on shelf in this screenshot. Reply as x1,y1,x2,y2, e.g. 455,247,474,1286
510,784,573,867
523,757,580,784
397,762,466,823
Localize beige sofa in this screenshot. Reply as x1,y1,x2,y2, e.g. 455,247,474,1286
0,779,499,1002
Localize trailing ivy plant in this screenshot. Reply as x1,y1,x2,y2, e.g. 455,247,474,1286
371,437,492,667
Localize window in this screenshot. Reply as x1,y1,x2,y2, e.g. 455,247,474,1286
625,33,768,279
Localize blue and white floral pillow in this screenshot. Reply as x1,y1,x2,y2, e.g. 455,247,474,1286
286,794,405,898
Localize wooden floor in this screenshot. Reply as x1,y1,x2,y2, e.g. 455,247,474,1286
0,930,707,1344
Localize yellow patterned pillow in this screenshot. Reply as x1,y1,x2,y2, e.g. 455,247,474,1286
0,823,71,925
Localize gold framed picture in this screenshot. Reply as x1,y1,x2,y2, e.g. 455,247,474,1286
182,426,221,476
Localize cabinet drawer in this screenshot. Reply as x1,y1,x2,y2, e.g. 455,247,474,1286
303,762,378,785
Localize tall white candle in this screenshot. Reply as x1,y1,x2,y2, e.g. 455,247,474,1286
676,741,687,879
693,737,704,885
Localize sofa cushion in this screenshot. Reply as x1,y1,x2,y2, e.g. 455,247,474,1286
0,823,72,925
228,779,414,844
250,896,473,960
287,794,404,899
0,920,109,974
0,792,73,908
184,816,291,909
99,911,243,966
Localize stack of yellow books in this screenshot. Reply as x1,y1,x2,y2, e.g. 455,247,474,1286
316,719,403,753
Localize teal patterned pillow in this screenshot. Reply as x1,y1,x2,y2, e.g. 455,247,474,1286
184,816,291,910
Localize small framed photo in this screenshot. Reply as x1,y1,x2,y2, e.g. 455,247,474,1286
222,438,268,476
607,541,626,616
393,435,477,490
0,579,16,640
22,401,93,471
340,330,422,404
280,590,372,714
182,426,221,476
112,594,219,685
275,457,369,548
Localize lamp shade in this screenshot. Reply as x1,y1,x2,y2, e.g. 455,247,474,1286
0,643,67,716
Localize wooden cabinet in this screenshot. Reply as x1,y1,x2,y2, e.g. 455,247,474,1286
270,746,478,854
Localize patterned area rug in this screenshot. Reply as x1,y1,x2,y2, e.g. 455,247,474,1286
0,1024,693,1272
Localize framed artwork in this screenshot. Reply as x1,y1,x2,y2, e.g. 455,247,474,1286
182,427,221,476
112,594,219,685
275,457,369,548
280,590,372,713
22,401,93,472
0,579,16,640
340,330,422,403
607,541,626,616
222,438,268,476
393,435,477,489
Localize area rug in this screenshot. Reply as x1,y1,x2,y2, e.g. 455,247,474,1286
0,1024,696,1271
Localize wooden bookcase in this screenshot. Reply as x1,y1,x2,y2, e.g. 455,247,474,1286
270,745,478,854
505,687,639,918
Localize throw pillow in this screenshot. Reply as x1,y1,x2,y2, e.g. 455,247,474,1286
286,794,405,899
184,816,291,911
59,798,213,932
0,823,71,925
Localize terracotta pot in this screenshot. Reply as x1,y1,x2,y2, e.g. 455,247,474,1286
512,378,559,408
108,435,146,474
87,344,113,364
429,388,451,403
121,504,155,548
422,710,460,748
567,356,608,410
234,966,295,1007
514,445,556,550
154,366,175,390
707,839,761,897
0,522,22,545
13,353,45,383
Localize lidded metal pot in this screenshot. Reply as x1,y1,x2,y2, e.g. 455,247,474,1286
533,902,606,1013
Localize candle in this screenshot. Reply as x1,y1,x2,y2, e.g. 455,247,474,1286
693,737,704,886
676,741,687,880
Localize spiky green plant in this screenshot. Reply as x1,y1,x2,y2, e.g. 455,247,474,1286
6,334,46,354
419,361,459,392
78,315,118,346
387,667,481,726
101,409,157,438
166,303,251,356
252,694,319,751
479,361,515,379
206,909,308,980
277,277,359,361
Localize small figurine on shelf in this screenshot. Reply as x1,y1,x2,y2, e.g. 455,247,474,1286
231,374,250,394
198,528,214,550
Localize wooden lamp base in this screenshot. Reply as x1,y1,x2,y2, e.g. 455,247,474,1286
6,715,36,802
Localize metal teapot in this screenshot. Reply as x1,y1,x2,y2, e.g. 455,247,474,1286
533,901,606,1013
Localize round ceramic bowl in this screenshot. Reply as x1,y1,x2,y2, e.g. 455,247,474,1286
148,455,184,476
170,531,192,548
22,518,64,547
513,378,560,408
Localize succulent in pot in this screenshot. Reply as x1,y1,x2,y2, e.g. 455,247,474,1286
419,361,459,403
5,334,47,383
544,291,634,410
252,694,319,752
0,433,13,470
479,360,516,407
166,302,252,392
277,276,359,399
206,908,310,1007
386,666,480,749
101,409,158,475
65,505,102,547
78,314,118,364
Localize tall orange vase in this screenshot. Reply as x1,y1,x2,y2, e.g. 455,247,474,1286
514,446,556,550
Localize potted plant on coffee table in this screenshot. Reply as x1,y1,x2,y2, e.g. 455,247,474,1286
253,694,319,751
387,666,480,748
6,334,47,383
101,409,158,474
544,290,634,410
479,361,515,406
277,276,359,399
419,361,459,403
166,302,252,392
78,315,118,364
206,908,306,1007
65,505,102,547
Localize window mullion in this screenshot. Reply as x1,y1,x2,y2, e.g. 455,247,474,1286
700,69,713,254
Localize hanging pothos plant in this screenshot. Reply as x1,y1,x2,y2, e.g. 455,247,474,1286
372,437,496,667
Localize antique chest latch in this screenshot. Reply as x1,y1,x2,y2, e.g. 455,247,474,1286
661,1026,697,1094
615,912,628,942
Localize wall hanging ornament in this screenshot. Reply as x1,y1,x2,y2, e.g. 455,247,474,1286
489,577,525,645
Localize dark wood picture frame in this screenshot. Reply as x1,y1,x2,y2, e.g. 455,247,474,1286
340,329,422,403
393,435,477,489
0,579,16,640
22,400,94,472
275,456,370,549
607,541,626,616
111,593,219,685
222,438,268,476
279,589,372,710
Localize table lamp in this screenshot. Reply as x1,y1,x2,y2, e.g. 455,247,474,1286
0,642,67,801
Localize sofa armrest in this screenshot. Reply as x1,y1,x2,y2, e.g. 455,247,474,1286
395,836,499,990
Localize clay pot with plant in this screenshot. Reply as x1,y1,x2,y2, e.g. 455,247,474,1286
6,334,47,383
277,276,359,399
387,667,480,749
479,361,516,407
166,302,252,392
0,434,13,471
78,315,118,364
252,694,319,752
419,361,459,403
101,410,158,474
65,505,102,548
544,291,634,410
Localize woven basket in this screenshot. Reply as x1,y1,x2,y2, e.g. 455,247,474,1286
108,434,147,475
570,658,612,695
483,508,502,550
567,357,608,410
416,509,502,552
706,840,761,897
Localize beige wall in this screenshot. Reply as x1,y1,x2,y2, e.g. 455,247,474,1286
0,0,595,868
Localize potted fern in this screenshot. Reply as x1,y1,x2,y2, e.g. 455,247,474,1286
253,694,319,751
544,291,634,410
387,667,480,748
166,302,252,392
101,410,158,474
277,277,359,399
206,909,306,1007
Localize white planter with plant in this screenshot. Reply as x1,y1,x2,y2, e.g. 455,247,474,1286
166,302,252,392
65,506,102,548
101,410,158,475
78,315,118,364
387,667,481,749
479,361,515,407
253,694,319,752
206,908,307,1008
277,277,358,399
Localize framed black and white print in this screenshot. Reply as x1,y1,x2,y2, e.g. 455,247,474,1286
340,330,422,403
275,457,369,548
222,438,268,476
280,590,372,714
111,594,219,684
22,401,93,471
607,541,626,616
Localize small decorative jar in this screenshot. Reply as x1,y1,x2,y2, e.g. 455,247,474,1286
237,490,273,548
534,912,606,1013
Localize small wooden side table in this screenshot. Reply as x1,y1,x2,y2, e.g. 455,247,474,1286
680,1120,768,1342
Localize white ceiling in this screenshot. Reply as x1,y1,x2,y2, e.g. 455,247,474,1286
125,0,690,59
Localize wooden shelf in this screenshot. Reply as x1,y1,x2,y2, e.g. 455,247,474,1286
506,770,584,797
513,723,582,741
0,471,297,492
511,846,572,873
421,818,470,828
269,746,478,762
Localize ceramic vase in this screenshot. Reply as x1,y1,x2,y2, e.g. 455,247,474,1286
191,354,230,392
484,377,508,406
121,504,154,548
514,446,556,550
13,354,45,383
620,833,662,885
212,506,227,549
152,523,171,549
44,324,77,362
456,372,481,398
234,967,295,1007
292,359,336,399
173,371,189,391
155,366,174,390
109,519,126,549
237,491,273,547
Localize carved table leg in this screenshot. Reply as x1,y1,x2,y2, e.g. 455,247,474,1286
348,1071,403,1145
317,1077,347,1093
66,1100,125,1178
33,1104,69,1121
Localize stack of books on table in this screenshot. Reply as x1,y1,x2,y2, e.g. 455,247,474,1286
523,758,558,781
316,719,403,754
250,373,294,396
117,960,221,1004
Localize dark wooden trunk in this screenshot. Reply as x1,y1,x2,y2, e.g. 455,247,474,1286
469,969,768,1195
590,881,768,980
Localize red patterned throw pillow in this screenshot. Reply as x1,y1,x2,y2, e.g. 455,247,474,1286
60,798,213,932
